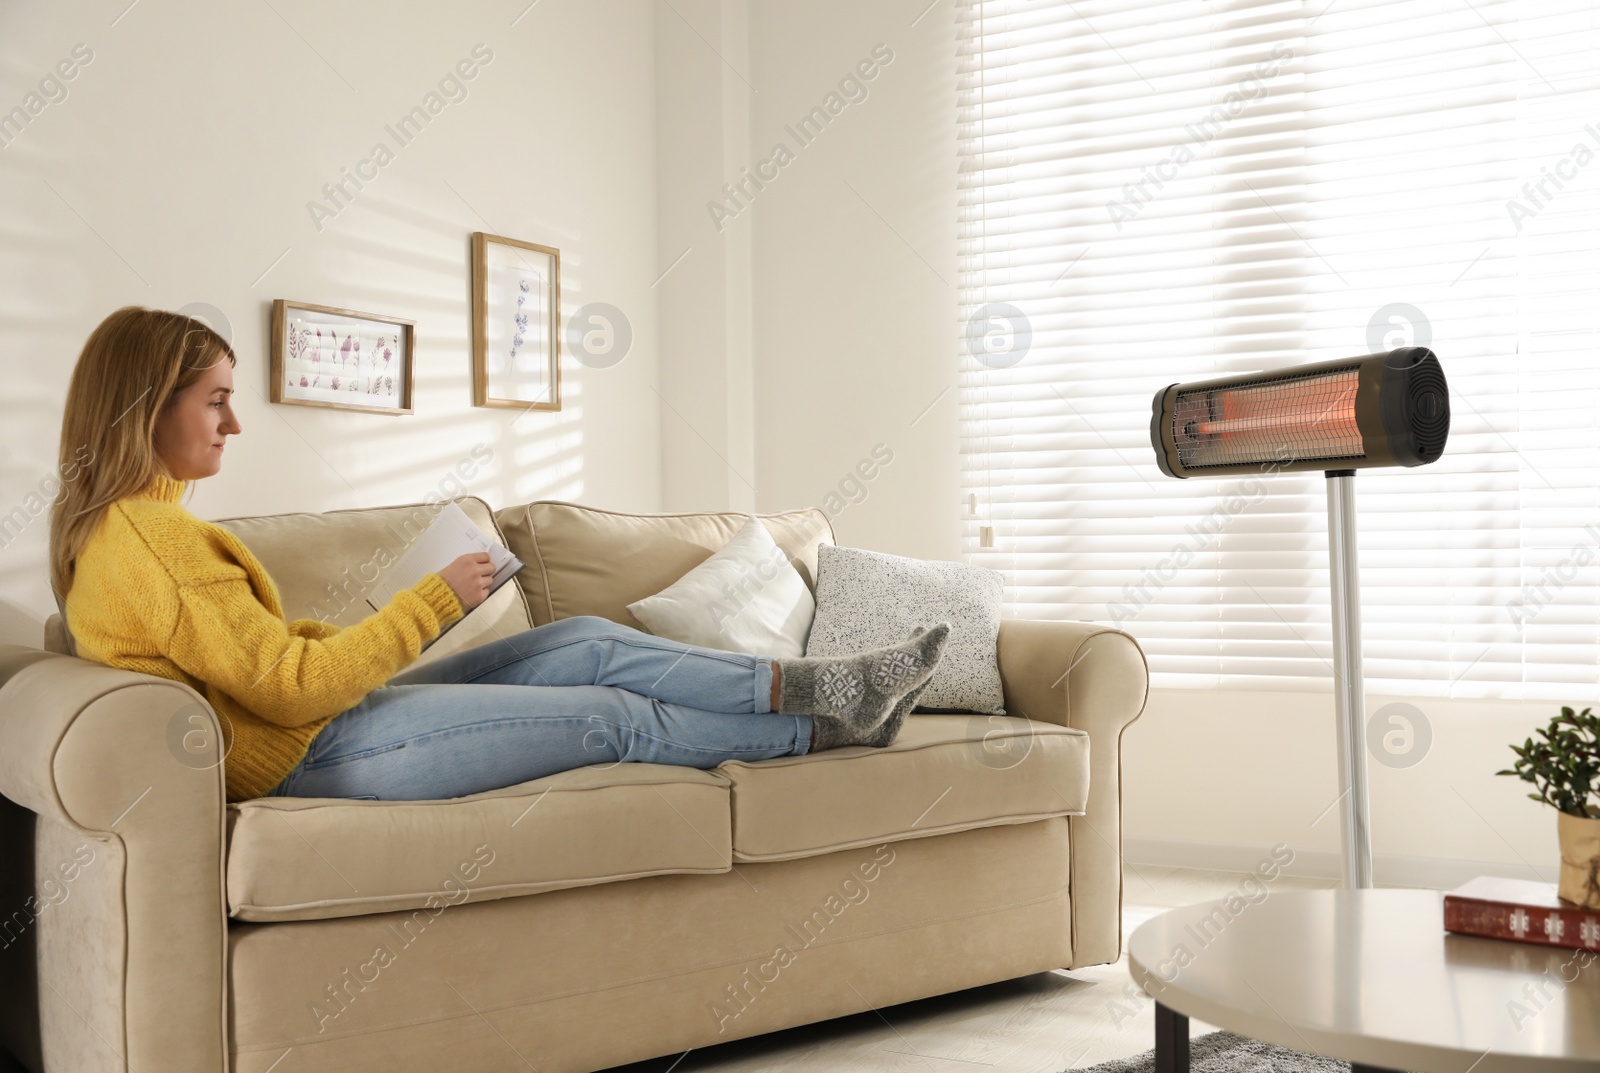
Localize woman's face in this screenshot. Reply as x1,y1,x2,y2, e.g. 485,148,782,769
153,358,241,481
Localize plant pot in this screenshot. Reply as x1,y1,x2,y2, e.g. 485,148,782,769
1557,811,1600,909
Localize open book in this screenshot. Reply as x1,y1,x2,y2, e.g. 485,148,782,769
365,501,524,643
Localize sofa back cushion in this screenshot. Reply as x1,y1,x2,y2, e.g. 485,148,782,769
212,496,534,669
493,501,835,627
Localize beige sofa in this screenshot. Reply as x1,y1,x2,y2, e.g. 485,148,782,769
0,496,1148,1073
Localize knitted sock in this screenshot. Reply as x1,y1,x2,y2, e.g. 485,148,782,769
858,663,937,750
808,628,945,751
788,623,950,744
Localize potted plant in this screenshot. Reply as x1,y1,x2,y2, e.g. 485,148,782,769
1497,705,1600,908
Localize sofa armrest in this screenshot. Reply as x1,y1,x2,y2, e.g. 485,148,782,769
995,619,1148,967
0,644,228,1073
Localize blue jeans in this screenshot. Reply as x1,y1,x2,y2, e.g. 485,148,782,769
262,616,814,801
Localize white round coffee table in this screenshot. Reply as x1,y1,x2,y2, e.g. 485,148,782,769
1127,888,1600,1073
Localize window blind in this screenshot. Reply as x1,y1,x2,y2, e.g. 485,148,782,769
957,0,1600,700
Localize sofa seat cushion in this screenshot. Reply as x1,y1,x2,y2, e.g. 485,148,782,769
225,763,733,923
718,715,1090,862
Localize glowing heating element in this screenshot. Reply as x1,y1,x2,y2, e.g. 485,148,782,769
1173,367,1363,470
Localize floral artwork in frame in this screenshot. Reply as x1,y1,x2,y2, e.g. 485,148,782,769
471,232,560,410
270,300,415,415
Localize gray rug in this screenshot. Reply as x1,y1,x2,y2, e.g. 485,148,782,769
1075,1030,1354,1072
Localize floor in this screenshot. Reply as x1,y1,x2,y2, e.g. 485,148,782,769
603,863,1340,1073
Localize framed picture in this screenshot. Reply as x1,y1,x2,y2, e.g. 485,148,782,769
471,231,561,410
270,300,414,415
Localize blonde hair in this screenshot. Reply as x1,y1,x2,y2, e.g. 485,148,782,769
48,306,236,603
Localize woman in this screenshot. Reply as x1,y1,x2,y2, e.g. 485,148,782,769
48,307,952,805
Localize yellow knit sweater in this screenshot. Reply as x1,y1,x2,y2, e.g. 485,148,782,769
64,474,465,803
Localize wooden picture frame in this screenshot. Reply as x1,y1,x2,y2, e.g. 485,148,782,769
270,299,415,415
471,231,561,410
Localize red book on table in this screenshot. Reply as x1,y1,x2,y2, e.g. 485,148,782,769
1443,876,1600,951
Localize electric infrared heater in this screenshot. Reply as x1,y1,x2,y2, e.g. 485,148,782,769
1150,347,1450,888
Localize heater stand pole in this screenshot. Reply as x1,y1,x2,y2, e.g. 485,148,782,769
1326,471,1374,889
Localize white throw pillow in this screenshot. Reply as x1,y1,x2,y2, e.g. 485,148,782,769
625,516,817,658
804,543,1006,715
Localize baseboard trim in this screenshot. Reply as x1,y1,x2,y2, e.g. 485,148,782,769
1122,837,1559,890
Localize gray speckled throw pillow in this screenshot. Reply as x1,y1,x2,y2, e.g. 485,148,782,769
804,543,1005,716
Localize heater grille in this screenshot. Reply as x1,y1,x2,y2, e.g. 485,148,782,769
1172,366,1364,470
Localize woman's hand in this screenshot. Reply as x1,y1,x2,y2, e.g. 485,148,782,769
438,552,495,611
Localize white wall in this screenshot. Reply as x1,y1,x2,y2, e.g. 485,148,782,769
746,2,962,564
653,0,961,561
0,0,660,647
1122,689,1563,888
655,0,759,515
